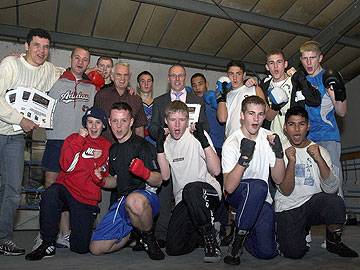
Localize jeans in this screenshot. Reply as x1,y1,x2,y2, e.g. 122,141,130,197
0,134,25,242
317,141,343,197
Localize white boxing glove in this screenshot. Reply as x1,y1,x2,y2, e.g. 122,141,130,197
268,86,289,111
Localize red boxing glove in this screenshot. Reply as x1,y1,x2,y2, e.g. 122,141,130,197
129,158,151,180
88,71,105,90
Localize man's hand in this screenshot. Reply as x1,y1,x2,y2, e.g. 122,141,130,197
93,167,103,180
244,77,257,87
93,149,103,159
307,144,322,162
267,133,284,159
129,158,151,180
238,138,256,167
79,128,89,138
286,67,297,77
285,146,296,163
192,122,209,149
19,117,38,133
127,86,136,96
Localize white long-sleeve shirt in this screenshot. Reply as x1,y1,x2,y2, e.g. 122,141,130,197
0,55,62,135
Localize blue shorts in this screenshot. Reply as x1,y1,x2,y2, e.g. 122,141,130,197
41,140,64,172
91,189,160,241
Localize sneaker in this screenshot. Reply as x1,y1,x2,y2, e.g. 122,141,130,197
140,230,165,260
0,240,25,256
25,243,55,261
55,233,70,248
32,233,43,251
202,226,222,263
326,241,359,257
224,230,248,265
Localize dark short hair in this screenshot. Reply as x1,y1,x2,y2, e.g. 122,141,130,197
26,28,51,44
190,73,206,83
226,60,245,72
97,56,113,66
70,47,90,58
137,71,154,83
266,49,286,62
165,101,189,119
241,96,266,113
285,106,309,123
110,102,133,118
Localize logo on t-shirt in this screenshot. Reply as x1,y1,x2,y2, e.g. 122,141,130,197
173,157,184,162
59,90,90,104
82,148,96,159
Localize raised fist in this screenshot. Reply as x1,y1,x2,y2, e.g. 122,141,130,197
192,122,209,149
215,76,232,103
267,133,284,159
307,144,322,162
129,158,151,180
285,146,296,162
238,138,256,167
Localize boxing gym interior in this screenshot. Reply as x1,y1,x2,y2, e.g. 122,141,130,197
0,0,359,269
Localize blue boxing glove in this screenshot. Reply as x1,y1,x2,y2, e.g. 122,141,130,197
215,76,232,103
185,86,193,93
203,90,218,110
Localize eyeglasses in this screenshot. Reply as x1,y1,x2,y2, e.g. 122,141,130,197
168,73,186,79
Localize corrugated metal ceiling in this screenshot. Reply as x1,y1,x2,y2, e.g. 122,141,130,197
0,0,359,80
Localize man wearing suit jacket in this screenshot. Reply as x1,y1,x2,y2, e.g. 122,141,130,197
149,64,209,245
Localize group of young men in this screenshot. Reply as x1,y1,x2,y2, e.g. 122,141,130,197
0,28,357,265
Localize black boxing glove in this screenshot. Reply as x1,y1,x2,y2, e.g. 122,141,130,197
156,127,166,154
271,134,284,159
238,138,256,167
322,69,346,102
193,122,210,149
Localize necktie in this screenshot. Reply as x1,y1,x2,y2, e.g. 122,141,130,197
174,91,183,100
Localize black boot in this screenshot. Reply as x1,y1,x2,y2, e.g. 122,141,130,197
326,228,358,258
221,220,235,246
140,229,165,260
224,229,248,265
201,225,222,263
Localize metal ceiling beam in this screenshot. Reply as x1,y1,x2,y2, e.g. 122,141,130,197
131,0,360,48
288,0,360,68
0,24,265,73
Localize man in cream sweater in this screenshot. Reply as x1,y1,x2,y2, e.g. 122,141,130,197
0,28,63,256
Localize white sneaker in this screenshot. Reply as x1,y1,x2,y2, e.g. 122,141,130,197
55,233,70,248
32,233,43,251
320,240,327,249
305,231,312,248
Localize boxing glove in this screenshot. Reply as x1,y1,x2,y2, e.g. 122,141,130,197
270,134,284,159
268,86,289,111
193,122,210,149
215,76,232,103
129,158,151,180
322,69,346,102
203,90,218,110
238,138,256,167
88,71,105,90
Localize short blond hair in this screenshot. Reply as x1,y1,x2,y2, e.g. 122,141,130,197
112,62,130,74
165,101,189,119
300,41,321,55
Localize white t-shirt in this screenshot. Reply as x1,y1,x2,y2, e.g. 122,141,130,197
274,140,336,212
164,128,222,205
225,85,256,138
269,77,293,142
222,127,276,204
